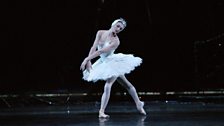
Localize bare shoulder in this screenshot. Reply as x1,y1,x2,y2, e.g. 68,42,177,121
96,30,106,36
92,30,106,46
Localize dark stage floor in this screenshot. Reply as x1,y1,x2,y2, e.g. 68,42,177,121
1,100,224,126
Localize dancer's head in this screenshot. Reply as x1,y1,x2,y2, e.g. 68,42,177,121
110,18,127,33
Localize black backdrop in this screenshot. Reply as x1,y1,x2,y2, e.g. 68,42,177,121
1,0,224,93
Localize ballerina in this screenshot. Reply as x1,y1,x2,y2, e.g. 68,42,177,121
80,18,146,118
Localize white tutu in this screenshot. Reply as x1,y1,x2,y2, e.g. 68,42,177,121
82,53,142,82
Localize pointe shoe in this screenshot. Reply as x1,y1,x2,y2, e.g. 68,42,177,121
137,101,147,115
99,111,110,118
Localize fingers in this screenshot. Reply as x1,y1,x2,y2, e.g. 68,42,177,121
80,59,91,71
80,66,83,71
80,63,86,71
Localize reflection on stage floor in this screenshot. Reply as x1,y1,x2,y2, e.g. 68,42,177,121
1,101,224,126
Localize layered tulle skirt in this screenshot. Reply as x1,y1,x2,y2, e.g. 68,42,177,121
82,53,142,82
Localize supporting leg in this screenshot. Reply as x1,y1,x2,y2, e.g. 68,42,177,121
99,77,117,118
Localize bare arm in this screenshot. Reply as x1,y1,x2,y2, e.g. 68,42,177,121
82,31,102,71
80,38,119,71
80,30,101,71
87,30,102,58
86,41,119,61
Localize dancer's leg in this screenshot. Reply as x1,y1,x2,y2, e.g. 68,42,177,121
117,75,146,115
99,77,117,118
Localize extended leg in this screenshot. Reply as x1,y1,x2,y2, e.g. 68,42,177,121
117,75,146,115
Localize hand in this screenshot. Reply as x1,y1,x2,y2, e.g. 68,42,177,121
86,61,92,72
80,58,88,71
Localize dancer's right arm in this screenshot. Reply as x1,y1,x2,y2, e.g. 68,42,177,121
83,30,102,71
87,30,102,57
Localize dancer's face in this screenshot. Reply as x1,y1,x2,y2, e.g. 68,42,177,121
111,22,125,34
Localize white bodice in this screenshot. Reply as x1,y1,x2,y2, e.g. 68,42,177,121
97,41,115,60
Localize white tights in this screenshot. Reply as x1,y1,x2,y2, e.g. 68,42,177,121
99,75,146,118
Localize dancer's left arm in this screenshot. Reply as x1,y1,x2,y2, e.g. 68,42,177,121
80,41,119,71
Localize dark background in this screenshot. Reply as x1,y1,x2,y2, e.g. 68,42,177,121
1,0,224,93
